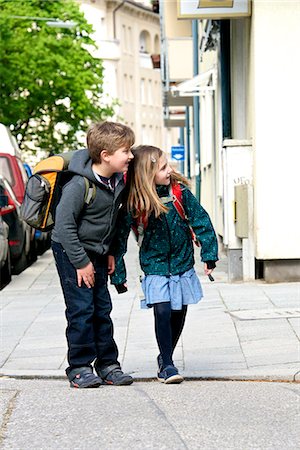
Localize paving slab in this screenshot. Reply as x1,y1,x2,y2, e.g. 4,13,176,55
228,307,300,320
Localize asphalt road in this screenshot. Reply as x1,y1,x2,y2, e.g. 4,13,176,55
0,379,299,449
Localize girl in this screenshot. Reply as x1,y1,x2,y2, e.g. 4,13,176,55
111,145,218,384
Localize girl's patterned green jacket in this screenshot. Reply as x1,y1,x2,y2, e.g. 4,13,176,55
111,184,218,285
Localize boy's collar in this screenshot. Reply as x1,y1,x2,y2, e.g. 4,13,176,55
115,172,125,186
92,171,124,188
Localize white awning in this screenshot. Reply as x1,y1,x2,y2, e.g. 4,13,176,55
171,68,217,97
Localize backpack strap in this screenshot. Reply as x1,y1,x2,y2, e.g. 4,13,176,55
83,177,96,205
137,221,145,248
170,183,200,247
133,184,184,247
132,183,199,247
132,215,148,247
170,183,186,220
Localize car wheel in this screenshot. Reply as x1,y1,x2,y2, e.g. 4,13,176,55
1,250,12,289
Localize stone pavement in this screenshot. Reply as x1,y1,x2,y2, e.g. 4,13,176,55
1,235,299,382
1,379,299,450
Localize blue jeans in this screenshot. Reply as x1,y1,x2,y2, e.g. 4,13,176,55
51,241,119,375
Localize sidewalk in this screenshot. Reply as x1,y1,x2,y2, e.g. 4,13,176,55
1,235,299,382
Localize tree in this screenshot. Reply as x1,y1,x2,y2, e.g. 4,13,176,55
0,0,115,154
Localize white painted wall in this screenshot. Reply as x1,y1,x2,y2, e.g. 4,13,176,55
79,1,118,103
251,0,300,259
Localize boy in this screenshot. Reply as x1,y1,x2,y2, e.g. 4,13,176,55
51,121,135,388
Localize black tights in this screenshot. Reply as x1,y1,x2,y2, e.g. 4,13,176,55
153,303,187,368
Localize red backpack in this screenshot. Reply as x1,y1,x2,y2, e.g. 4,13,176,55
132,183,199,247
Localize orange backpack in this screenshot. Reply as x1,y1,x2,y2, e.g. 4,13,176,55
20,152,96,231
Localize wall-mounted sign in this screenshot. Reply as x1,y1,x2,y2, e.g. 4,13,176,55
200,0,233,7
177,0,251,19
171,145,185,161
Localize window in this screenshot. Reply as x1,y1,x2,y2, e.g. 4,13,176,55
139,30,150,53
17,159,28,184
122,25,128,52
123,74,128,101
154,81,159,106
129,75,134,102
140,78,146,104
154,34,160,54
0,157,13,187
148,80,153,104
128,27,133,54
141,125,147,143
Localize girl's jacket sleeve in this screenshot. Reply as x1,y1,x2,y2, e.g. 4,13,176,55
110,208,133,285
182,186,218,263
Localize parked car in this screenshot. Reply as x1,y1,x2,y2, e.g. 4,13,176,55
0,124,39,265
0,123,28,204
0,152,28,205
0,194,11,289
0,175,32,274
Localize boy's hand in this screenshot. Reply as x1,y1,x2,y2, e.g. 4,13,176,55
77,262,95,288
108,255,115,275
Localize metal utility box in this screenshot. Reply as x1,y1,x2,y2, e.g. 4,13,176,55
221,139,253,281
221,139,253,249
235,184,249,238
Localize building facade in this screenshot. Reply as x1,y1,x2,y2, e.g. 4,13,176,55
79,0,164,147
161,0,300,282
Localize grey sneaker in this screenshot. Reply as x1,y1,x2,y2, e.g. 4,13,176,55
68,367,102,389
96,364,133,386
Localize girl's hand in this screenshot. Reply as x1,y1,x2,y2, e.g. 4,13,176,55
204,262,213,276
115,283,128,294
108,255,115,275
77,262,96,288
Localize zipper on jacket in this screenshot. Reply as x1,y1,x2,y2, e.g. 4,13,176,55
101,188,122,244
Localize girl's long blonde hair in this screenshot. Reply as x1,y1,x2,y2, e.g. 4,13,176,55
126,145,189,220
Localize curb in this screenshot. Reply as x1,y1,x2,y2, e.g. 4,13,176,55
1,373,299,383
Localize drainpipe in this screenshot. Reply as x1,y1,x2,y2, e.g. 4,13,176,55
220,20,232,138
113,0,126,39
185,106,191,178
192,20,201,200
179,127,185,174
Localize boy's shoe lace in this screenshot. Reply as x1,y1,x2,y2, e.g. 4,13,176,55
68,367,102,389
157,365,184,384
96,364,133,386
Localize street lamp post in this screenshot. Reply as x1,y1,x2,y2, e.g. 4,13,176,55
192,20,201,201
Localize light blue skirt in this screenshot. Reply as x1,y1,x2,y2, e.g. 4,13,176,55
141,267,203,310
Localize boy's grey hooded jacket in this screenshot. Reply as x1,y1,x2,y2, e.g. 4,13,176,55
51,149,126,269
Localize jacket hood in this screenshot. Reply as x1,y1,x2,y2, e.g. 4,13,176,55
69,149,124,187
69,148,93,179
